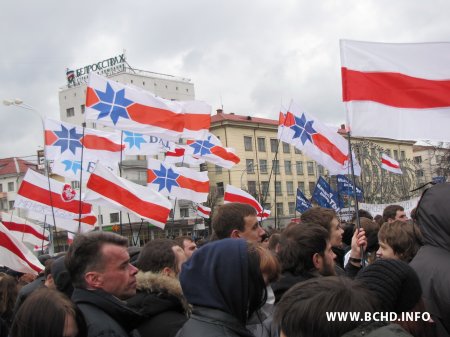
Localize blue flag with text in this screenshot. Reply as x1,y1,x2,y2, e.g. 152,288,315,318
295,188,312,213
312,176,341,212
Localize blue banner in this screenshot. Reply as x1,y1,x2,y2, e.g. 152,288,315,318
432,176,447,184
295,188,312,213
312,176,341,212
336,174,364,201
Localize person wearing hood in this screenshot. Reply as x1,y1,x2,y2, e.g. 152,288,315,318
176,238,270,337
410,183,450,337
127,239,189,337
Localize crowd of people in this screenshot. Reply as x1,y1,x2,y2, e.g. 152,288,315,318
0,182,449,337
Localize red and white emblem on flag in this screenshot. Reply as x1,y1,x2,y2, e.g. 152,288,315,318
61,184,77,202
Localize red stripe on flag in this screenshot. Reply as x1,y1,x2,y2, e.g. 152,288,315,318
311,134,348,165
210,146,240,164
45,130,57,146
18,181,92,215
76,215,97,226
0,232,42,273
81,135,124,152
176,176,209,193
2,221,48,241
381,158,400,169
87,173,170,224
127,104,186,131
224,192,262,213
86,87,100,107
183,113,211,132
342,67,450,108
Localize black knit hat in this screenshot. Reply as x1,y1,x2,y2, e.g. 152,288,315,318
356,259,422,313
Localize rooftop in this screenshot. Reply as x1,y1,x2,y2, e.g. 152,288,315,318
0,157,36,176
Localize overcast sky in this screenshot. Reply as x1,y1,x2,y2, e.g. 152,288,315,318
1,0,449,160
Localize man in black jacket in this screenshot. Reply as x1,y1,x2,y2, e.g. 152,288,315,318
65,231,142,337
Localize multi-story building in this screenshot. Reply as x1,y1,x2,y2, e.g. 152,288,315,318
208,110,418,228
413,144,450,185
0,157,37,215
57,54,203,240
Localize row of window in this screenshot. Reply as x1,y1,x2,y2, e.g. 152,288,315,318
243,159,324,176
0,182,15,192
66,105,85,118
216,181,315,197
243,136,302,154
0,200,15,211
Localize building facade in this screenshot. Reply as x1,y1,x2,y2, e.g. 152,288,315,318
413,144,450,185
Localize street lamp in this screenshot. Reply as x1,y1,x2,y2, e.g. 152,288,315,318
3,99,45,131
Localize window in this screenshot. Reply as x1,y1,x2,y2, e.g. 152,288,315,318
318,165,324,176
309,182,316,194
180,208,189,217
276,203,284,215
259,159,268,174
246,159,255,174
286,181,294,195
257,137,266,152
216,182,224,197
285,160,292,175
386,149,391,157
414,156,422,164
273,160,280,174
261,181,270,196
247,181,257,195
294,147,302,155
298,182,305,193
282,142,290,153
215,165,222,174
80,104,85,114
307,162,315,176
416,169,424,177
244,136,253,151
275,181,282,196
8,182,14,192
401,151,405,160
288,202,295,214
66,107,75,117
8,201,15,210
270,139,278,152
71,181,80,190
110,213,120,223
393,150,398,160
296,161,304,175
0,184,2,192
263,203,271,212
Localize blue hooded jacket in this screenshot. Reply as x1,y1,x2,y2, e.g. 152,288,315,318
180,238,249,325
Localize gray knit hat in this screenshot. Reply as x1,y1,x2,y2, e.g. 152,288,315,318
356,259,422,313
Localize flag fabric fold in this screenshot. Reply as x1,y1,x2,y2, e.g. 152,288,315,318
195,204,211,219
0,222,44,275
85,73,211,141
381,153,403,174
147,158,209,203
84,163,172,229
15,169,93,220
0,212,49,247
340,40,450,141
185,133,240,169
223,185,270,221
295,189,312,213
26,211,96,234
278,101,361,176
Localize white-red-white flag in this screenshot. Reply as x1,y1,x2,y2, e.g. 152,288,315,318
341,40,450,142
84,163,172,229
147,158,209,203
0,212,49,247
27,211,96,234
224,185,271,221
0,222,44,275
163,144,205,166
279,101,361,176
185,133,240,169
67,232,74,245
85,73,211,141
381,153,403,174
15,169,94,220
196,204,211,219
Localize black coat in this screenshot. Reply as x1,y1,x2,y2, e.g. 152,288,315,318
72,288,142,337
176,307,254,337
127,272,189,337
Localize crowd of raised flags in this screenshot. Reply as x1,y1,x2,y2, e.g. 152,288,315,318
1,39,450,276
